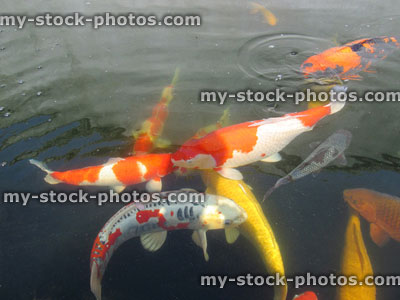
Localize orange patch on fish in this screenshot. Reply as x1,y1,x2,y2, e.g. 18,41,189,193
301,36,400,80
288,104,331,127
52,165,103,185
112,154,173,185
173,121,259,166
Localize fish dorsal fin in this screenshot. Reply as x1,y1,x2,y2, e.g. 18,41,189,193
192,230,209,261
215,167,243,181
260,153,282,163
140,231,167,252
225,228,240,244
112,185,126,193
146,178,162,192
370,223,390,247
106,157,123,165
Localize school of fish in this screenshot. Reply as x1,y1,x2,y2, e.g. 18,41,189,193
27,31,400,300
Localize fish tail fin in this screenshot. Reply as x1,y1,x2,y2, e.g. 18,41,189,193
328,85,348,114
29,159,61,185
90,263,103,300
170,67,180,86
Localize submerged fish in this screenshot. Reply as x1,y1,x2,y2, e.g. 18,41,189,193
90,189,247,300
172,100,345,181
344,188,400,246
29,153,174,193
192,108,230,139
293,291,318,300
301,36,400,81
264,129,352,200
133,68,180,155
201,170,287,300
336,212,376,300
250,2,277,26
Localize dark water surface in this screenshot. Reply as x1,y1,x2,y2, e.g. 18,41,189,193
1,0,400,299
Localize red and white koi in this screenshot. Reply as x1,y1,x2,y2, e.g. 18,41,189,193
132,68,179,155
29,153,174,193
171,88,346,180
89,189,247,300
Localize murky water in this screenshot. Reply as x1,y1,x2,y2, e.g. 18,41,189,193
1,0,400,299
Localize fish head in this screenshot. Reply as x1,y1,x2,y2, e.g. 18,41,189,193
200,194,247,229
343,188,377,222
300,54,326,78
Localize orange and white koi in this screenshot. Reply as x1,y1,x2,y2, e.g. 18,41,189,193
301,36,400,81
293,291,318,300
172,92,346,180
132,68,180,155
90,189,247,300
29,153,174,193
250,2,277,26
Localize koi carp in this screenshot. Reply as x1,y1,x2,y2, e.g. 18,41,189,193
250,2,277,26
172,94,345,181
301,36,400,81
132,68,180,155
264,129,352,200
336,212,376,300
344,188,400,247
201,170,287,300
89,189,247,300
29,153,174,193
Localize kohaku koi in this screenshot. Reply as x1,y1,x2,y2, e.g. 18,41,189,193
29,153,174,193
90,189,247,300
133,68,180,155
301,36,400,81
171,95,345,181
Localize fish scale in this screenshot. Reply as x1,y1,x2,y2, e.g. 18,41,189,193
377,197,400,239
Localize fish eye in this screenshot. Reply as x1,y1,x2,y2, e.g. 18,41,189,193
224,220,232,225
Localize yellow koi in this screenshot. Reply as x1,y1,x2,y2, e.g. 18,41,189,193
250,2,277,26
336,212,376,300
201,170,287,300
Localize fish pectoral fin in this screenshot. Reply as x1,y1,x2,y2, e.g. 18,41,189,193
112,185,126,193
215,168,243,181
154,138,171,148
140,231,167,252
370,223,390,247
192,230,209,261
260,153,282,163
146,178,162,192
225,228,240,244
335,153,348,166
